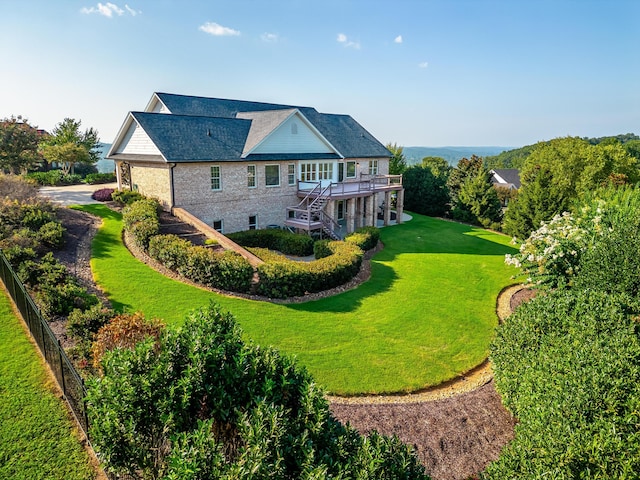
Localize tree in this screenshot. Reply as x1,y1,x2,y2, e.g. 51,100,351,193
0,115,42,174
456,168,502,228
446,155,483,206
402,165,449,216
386,142,407,175
87,304,428,479
39,118,101,175
421,156,451,178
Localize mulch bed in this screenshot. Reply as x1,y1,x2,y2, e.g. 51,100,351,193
52,205,537,480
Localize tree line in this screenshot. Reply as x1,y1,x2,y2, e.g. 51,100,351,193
0,116,101,175
387,133,640,239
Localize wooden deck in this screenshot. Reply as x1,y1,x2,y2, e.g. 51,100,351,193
297,175,403,200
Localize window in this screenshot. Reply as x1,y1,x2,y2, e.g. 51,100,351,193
210,165,221,191
265,164,280,187
213,220,223,233
300,163,316,182
346,161,357,178
318,162,333,180
368,160,378,175
288,164,296,185
249,215,258,230
247,165,256,188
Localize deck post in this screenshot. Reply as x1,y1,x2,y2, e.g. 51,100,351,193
346,198,356,234
384,191,391,226
396,189,404,225
366,195,375,227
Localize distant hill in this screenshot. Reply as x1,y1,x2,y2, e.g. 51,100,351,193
96,143,114,173
403,146,513,166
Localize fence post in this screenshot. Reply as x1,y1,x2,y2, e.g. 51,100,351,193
58,340,67,397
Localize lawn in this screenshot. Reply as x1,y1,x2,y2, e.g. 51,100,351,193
0,289,95,480
81,204,518,395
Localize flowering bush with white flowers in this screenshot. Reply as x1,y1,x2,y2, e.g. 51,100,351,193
505,201,606,289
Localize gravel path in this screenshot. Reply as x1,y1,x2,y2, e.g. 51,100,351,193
53,205,518,480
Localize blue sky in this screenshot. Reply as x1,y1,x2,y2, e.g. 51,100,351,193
1,0,638,148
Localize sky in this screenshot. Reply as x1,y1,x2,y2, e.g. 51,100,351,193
0,0,638,148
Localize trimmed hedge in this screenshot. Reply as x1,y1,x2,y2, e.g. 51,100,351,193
111,190,144,206
256,241,363,298
485,289,640,478
345,226,380,252
122,199,159,249
227,229,314,256
148,234,253,293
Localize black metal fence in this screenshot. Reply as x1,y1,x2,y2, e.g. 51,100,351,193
0,250,89,435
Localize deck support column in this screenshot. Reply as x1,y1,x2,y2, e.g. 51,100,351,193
325,199,336,221
346,198,356,234
396,189,404,225
383,191,391,226
355,197,363,229
366,195,375,227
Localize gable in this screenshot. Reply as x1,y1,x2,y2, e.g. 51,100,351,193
238,110,336,157
113,117,162,156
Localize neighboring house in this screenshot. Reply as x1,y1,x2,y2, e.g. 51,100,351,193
490,168,521,207
107,93,403,238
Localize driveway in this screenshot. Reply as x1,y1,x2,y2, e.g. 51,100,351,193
39,183,117,206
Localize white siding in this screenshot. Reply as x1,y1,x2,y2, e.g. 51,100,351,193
115,122,162,155
253,115,334,154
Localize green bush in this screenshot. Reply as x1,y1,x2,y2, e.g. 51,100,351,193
256,241,363,298
148,234,253,293
485,289,640,478
67,304,116,342
84,172,116,184
345,226,380,251
111,189,144,206
25,170,66,186
86,303,428,479
227,228,314,256
122,199,159,249
313,239,332,259
36,281,99,317
37,221,65,249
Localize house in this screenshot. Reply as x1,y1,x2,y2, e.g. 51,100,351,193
107,93,403,239
489,168,521,206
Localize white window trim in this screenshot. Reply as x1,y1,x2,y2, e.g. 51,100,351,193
210,165,221,191
265,164,281,187
346,161,357,179
288,163,296,186
247,164,256,188
368,159,379,176
249,214,258,230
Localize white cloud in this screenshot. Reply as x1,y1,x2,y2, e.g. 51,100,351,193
337,33,360,49
81,2,140,17
261,32,279,43
199,22,241,37
124,4,141,16
394,35,403,44
418,61,429,69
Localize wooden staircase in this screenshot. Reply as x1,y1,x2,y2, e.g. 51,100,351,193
285,184,341,239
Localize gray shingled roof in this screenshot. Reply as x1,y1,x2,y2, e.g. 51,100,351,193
154,92,391,159
491,169,521,189
131,112,251,161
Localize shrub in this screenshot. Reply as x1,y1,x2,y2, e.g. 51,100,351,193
86,304,428,479
91,312,165,369
67,304,116,342
0,174,39,201
256,241,363,298
84,172,116,184
122,198,159,249
148,234,253,293
345,226,380,251
37,221,65,249
36,281,99,317
313,239,332,259
485,289,640,478
227,228,314,256
25,170,66,186
111,189,144,206
91,188,114,202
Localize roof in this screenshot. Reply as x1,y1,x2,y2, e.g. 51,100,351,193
490,169,521,189
151,92,391,160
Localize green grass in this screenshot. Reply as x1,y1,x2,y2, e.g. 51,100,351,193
80,204,518,395
0,290,95,480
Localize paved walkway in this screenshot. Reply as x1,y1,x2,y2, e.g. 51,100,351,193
39,183,117,206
